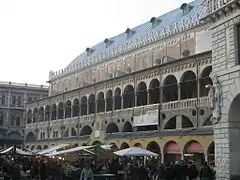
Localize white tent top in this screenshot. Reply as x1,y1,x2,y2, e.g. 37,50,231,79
46,146,93,156
37,144,70,155
16,148,33,156
114,147,158,157
0,146,34,156
0,147,13,154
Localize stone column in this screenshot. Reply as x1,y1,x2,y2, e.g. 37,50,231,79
178,84,181,100
121,95,124,109
105,99,107,112
147,90,150,105
135,94,137,107
176,115,182,129
112,97,115,110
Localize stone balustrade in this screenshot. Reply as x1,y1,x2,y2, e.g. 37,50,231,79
26,97,210,129
203,0,234,15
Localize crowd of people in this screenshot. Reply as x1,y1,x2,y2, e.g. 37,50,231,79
0,154,216,180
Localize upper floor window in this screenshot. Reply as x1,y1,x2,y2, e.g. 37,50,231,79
1,95,5,105
28,97,32,103
10,116,15,126
16,117,20,126
12,96,16,105
0,114,4,126
17,96,21,106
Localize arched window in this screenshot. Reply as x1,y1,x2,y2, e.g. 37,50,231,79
123,85,134,108
114,88,121,110
65,100,72,118
163,75,178,102
51,104,57,120
149,79,160,104
88,94,95,114
72,99,80,117
180,71,197,99
45,105,50,121
57,102,64,119
136,82,147,106
81,96,88,115
97,92,105,112
106,90,113,111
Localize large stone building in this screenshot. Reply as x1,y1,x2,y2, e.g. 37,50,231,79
0,81,48,147
24,0,240,179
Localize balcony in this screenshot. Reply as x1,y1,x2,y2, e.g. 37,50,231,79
161,97,210,111
202,0,236,18
105,127,213,140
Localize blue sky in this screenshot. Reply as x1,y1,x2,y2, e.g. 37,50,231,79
0,0,193,85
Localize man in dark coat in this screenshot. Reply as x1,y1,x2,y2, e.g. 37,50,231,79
11,159,21,180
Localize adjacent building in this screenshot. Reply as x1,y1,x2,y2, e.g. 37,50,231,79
24,0,240,179
0,81,48,147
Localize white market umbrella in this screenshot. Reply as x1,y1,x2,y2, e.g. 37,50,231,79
37,144,70,155
114,147,158,157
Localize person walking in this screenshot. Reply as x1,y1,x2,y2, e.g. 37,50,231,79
79,163,94,180
199,161,214,180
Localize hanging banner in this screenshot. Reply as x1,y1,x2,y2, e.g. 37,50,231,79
133,110,158,127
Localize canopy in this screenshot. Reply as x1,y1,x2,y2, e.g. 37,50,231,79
37,144,70,155
46,146,92,156
114,147,158,157
0,146,34,156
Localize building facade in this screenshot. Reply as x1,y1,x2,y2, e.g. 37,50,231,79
0,81,48,147
24,0,240,179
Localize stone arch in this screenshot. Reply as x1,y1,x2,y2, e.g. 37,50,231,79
228,93,240,172
163,75,178,102
123,85,135,108
25,132,36,142
183,140,204,154
164,141,181,164
203,115,212,126
80,125,92,136
88,94,95,114
39,107,44,122
180,70,197,99
182,115,194,128
27,110,32,124
97,92,105,112
110,143,118,151
45,105,50,121
164,116,176,129
149,79,160,104
37,145,42,150
81,96,88,115
106,90,113,111
31,145,35,150
146,141,161,154
33,108,38,123
207,142,215,162
8,131,21,140
122,121,133,132
71,128,77,136
43,145,48,149
51,104,57,120
72,98,80,117
120,142,130,149
57,102,64,119
134,143,143,148
164,141,180,154
183,140,204,168
65,100,72,118
137,82,147,106
106,122,119,133
200,66,212,97
114,87,121,110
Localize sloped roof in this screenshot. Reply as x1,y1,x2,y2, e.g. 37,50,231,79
52,0,203,79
